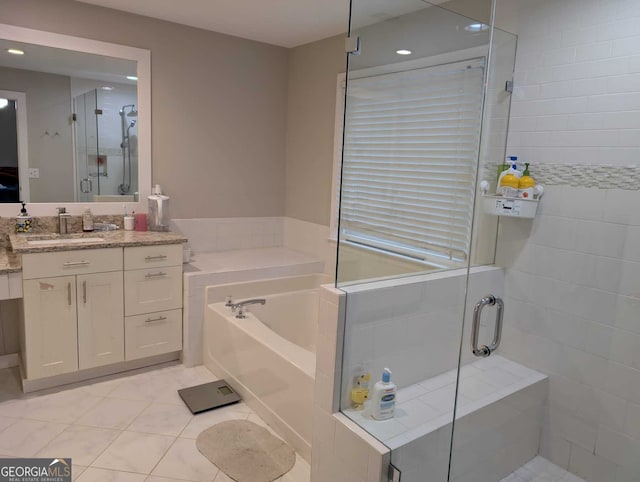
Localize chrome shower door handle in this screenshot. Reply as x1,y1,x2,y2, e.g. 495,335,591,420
471,294,504,357
488,296,504,353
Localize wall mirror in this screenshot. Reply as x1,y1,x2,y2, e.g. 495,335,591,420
0,24,150,216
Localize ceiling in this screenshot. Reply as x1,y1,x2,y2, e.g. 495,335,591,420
74,0,450,48
74,0,351,48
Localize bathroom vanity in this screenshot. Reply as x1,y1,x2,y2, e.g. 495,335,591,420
9,231,186,392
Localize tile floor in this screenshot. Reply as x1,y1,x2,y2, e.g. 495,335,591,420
500,456,586,482
0,363,310,482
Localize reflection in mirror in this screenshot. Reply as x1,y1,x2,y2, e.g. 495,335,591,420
0,91,24,202
0,38,138,203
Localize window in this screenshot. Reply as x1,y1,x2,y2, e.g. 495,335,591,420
334,57,486,266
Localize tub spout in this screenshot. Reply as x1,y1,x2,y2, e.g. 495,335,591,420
230,298,266,319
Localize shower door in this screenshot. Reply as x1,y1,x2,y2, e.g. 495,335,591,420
337,0,517,480
73,89,101,202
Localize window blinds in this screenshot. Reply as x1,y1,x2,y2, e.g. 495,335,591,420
340,58,486,263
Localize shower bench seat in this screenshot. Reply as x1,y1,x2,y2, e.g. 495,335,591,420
344,355,548,482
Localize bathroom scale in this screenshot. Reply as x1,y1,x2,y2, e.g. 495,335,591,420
178,379,241,414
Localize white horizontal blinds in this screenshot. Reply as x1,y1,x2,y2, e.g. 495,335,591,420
340,58,486,262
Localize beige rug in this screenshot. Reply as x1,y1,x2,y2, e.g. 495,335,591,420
196,420,296,482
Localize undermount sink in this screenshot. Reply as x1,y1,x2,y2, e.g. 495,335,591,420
27,237,105,246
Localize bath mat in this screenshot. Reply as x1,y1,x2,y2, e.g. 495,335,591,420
196,420,295,482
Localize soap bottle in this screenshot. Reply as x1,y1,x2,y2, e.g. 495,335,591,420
371,368,397,420
498,162,521,198
15,202,32,233
82,208,94,232
518,163,536,199
350,372,371,410
497,155,517,183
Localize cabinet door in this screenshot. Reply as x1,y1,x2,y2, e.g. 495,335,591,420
23,276,78,379
77,271,124,369
124,266,182,316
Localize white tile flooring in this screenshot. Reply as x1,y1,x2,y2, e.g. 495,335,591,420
0,363,310,482
500,456,586,482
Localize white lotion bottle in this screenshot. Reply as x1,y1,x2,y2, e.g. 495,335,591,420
371,368,397,420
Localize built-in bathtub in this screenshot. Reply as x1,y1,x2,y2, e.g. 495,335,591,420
203,273,328,462
182,247,324,367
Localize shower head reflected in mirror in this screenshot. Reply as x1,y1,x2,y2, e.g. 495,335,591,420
119,104,137,117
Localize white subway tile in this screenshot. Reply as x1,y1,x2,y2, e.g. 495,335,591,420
584,322,615,358
539,428,572,469
614,294,640,334
603,190,640,226
575,220,628,258
605,361,640,405
576,42,613,62
562,26,599,47
545,404,597,451
618,261,640,298
595,426,635,467
612,35,640,57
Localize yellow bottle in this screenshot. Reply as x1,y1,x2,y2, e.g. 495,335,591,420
350,372,371,410
499,163,521,198
519,163,535,199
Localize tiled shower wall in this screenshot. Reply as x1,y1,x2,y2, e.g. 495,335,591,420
497,0,640,480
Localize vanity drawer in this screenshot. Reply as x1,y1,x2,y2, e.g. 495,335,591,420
124,265,182,316
125,309,182,360
124,244,183,270
22,248,123,280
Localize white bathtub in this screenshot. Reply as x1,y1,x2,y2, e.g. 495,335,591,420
203,274,327,462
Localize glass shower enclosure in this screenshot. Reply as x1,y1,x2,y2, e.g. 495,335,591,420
73,88,138,202
336,0,640,480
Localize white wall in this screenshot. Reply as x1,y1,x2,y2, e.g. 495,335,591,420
497,0,640,480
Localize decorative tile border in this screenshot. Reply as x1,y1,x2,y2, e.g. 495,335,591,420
482,162,640,191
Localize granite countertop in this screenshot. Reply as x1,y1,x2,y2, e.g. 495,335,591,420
9,230,187,254
0,248,24,274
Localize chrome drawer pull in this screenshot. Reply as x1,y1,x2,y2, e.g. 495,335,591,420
83,280,87,304
63,261,90,267
145,272,167,279
145,255,168,261
145,316,167,323
67,282,72,306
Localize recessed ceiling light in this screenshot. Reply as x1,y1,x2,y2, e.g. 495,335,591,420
396,49,412,55
465,23,489,32
126,76,138,81
0,99,8,109
7,48,24,55
101,86,114,91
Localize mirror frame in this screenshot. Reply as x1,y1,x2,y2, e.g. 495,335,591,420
0,24,151,216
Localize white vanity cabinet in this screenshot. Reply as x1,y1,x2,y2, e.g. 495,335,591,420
22,276,79,379
21,248,124,379
123,245,183,360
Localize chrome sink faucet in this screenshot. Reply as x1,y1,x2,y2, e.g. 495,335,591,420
227,298,266,319
57,207,70,234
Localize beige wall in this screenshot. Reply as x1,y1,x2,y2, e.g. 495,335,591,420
0,0,287,219
284,35,346,226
